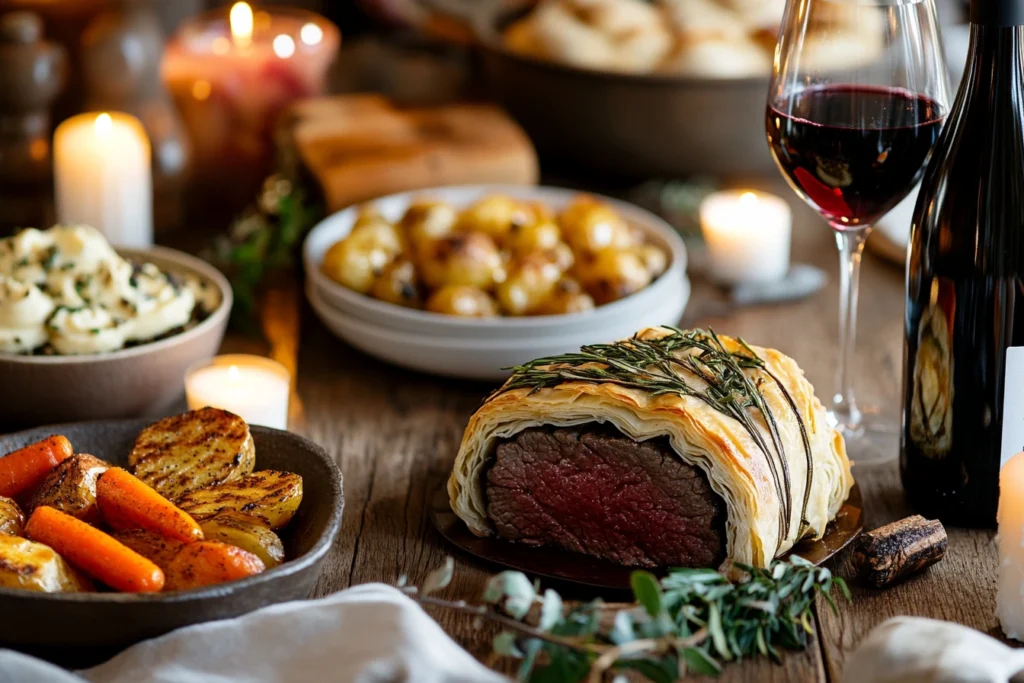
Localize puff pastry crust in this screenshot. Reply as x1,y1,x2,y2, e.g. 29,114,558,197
448,327,853,568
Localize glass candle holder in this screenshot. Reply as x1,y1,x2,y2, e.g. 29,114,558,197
161,3,339,215
185,354,291,430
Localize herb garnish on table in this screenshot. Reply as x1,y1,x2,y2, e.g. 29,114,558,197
406,556,849,681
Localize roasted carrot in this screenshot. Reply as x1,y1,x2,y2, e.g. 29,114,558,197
24,506,164,593
97,468,204,544
0,436,73,499
164,541,265,592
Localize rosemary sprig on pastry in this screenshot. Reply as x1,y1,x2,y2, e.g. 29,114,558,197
407,555,850,681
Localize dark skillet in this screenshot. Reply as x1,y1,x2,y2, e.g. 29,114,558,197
0,420,344,667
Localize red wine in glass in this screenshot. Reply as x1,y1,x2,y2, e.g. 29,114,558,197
766,85,946,230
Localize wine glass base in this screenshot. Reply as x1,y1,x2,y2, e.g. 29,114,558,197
827,408,898,467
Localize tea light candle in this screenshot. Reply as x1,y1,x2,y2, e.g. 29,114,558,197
998,452,1024,640
185,355,290,430
53,112,152,248
700,190,792,285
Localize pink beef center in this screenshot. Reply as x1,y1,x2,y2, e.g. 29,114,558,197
485,425,727,568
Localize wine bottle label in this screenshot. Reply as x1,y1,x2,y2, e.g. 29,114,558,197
1001,348,1024,467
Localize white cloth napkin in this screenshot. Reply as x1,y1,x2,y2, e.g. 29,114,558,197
842,616,1024,683
0,584,507,683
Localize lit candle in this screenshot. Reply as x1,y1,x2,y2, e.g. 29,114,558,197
161,3,339,210
53,112,152,248
185,355,290,430
699,190,792,285
998,452,1024,640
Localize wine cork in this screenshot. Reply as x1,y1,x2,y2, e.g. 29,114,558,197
852,515,947,588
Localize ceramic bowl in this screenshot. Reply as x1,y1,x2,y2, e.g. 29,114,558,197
303,185,688,342
307,276,690,380
0,419,344,666
0,247,231,426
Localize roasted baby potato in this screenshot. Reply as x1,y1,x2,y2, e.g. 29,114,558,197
200,511,285,569
560,195,637,254
129,408,255,500
426,285,499,317
110,529,185,571
577,248,652,305
321,231,400,295
455,194,533,243
0,535,91,592
508,219,562,256
533,278,596,315
25,453,109,524
497,251,564,316
164,541,265,592
0,496,24,536
636,244,669,278
176,470,303,530
401,200,458,248
349,213,406,256
417,233,506,290
371,260,422,308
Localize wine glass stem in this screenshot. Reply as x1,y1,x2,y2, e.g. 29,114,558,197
832,228,869,434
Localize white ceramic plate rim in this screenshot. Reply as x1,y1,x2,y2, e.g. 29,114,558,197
307,276,690,352
303,184,687,330
0,246,232,366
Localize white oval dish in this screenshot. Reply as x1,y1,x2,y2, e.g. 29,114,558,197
302,185,688,340
306,276,690,381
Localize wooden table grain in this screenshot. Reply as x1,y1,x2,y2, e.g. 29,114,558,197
288,193,999,682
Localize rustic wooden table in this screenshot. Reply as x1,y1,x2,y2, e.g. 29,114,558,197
257,189,999,682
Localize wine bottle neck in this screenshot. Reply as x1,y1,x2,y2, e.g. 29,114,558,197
971,0,1024,26
963,21,1024,76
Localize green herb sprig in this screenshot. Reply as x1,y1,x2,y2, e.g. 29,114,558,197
499,328,815,550
405,556,850,682
210,174,322,333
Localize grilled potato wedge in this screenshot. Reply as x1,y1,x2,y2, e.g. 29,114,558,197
176,471,303,530
110,529,185,572
26,454,109,524
0,535,92,592
0,497,24,536
200,512,285,568
129,408,255,500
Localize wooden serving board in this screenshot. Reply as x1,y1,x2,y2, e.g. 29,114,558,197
430,482,863,593
285,95,540,212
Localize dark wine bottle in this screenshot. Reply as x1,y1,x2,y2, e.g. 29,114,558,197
901,0,1024,527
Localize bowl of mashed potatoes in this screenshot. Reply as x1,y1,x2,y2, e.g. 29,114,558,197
0,226,231,424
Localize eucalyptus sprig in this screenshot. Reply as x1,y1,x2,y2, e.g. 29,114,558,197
404,556,849,682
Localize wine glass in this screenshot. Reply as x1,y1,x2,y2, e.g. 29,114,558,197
766,0,951,464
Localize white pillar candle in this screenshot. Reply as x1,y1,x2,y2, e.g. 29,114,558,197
53,112,153,248
185,355,291,430
699,190,792,285
998,452,1024,640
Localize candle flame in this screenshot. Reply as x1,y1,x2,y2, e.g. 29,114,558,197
94,113,112,136
228,365,240,381
229,2,253,47
739,192,759,207
300,22,323,46
272,34,295,59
